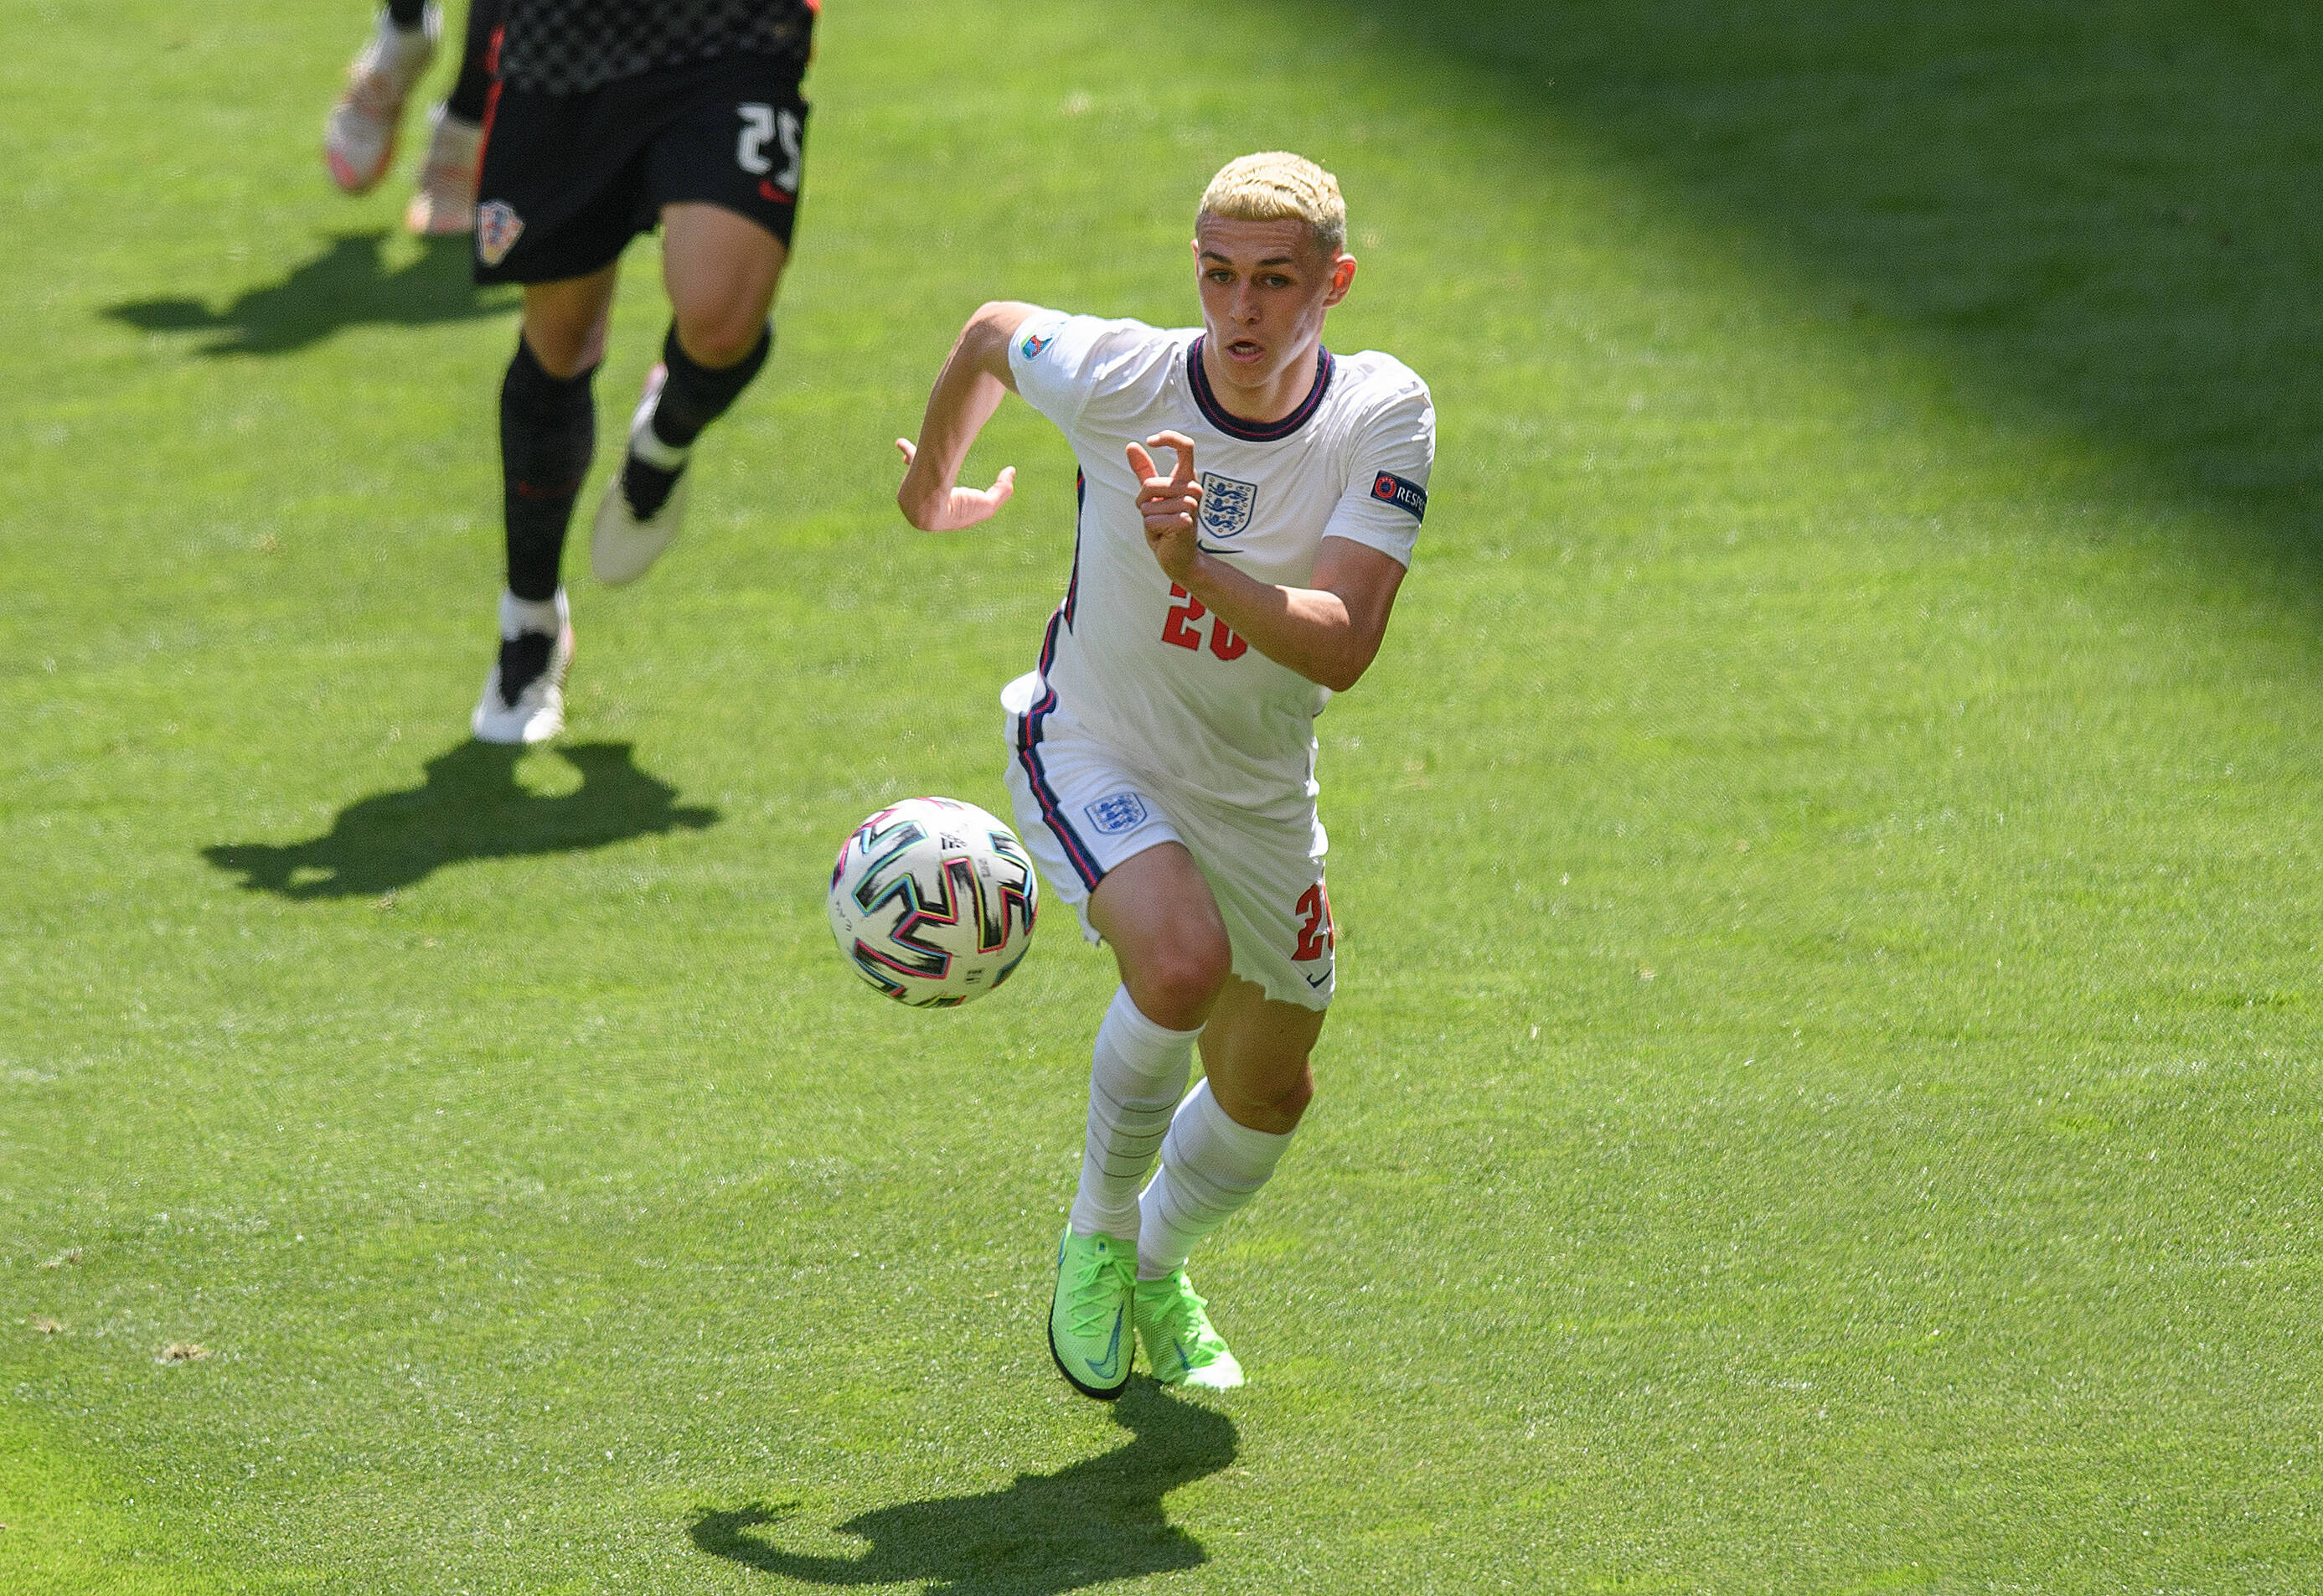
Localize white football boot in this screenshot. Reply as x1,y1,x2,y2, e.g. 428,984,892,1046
325,6,441,195
590,364,692,586
404,106,483,235
471,590,574,745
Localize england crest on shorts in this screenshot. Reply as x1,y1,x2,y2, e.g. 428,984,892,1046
1083,791,1149,835
1197,472,1258,540
476,201,525,267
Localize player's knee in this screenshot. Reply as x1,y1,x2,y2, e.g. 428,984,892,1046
1215,1063,1314,1134
673,307,770,371
523,320,604,381
1142,934,1231,1019
1274,1067,1315,1124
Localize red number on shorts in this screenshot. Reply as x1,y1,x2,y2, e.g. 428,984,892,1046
1293,881,1334,961
1163,585,1206,650
1165,585,1249,659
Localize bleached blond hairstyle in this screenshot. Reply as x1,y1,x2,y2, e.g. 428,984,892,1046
1198,152,1347,259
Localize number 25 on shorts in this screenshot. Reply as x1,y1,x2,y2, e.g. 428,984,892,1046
736,103,803,191
1163,585,1248,660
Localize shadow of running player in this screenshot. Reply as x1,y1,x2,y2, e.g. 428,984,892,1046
691,1379,1238,1595
105,230,514,357
203,740,718,900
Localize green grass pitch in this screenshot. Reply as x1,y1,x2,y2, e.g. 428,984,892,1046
5,1,2322,1590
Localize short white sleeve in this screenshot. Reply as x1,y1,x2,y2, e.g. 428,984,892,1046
1007,310,1177,433
1321,381,1437,567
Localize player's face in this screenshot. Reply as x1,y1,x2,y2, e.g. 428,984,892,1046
1192,218,1357,397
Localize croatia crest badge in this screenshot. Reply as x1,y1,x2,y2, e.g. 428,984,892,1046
476,201,525,267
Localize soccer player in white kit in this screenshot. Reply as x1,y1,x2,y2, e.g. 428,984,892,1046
896,152,1435,1397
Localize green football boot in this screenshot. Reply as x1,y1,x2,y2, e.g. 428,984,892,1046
1133,1268,1245,1390
1047,1226,1136,1400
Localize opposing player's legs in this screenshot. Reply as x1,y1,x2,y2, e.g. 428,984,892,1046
405,0,504,235
326,2,440,194
473,268,616,743
591,204,788,586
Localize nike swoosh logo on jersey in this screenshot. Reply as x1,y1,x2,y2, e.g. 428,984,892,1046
1305,971,1329,989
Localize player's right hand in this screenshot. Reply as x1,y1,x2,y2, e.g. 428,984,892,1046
1128,432,1203,581
896,438,1016,531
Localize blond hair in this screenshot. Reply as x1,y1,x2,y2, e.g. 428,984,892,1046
1198,152,1347,259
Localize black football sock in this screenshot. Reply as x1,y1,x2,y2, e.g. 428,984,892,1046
444,0,503,122
620,322,772,519
500,338,598,603
386,0,430,31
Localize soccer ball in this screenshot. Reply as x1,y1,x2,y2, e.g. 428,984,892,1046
827,797,1039,1007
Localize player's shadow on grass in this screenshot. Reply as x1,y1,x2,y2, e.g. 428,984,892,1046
690,1379,1236,1595
104,230,513,356
202,740,718,900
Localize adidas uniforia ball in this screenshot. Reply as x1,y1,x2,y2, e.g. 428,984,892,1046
828,797,1039,1007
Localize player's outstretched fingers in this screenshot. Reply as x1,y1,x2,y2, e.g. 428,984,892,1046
1128,431,1197,489
896,438,918,466
1128,435,1201,528
1151,431,1196,486
1131,435,1203,581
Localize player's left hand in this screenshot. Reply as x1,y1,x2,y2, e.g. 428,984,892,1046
896,438,1016,531
1128,431,1202,582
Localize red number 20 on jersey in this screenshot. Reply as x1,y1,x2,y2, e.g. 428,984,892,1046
1162,585,1248,660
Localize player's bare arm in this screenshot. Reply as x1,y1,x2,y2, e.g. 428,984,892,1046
895,300,1037,531
1128,431,1406,694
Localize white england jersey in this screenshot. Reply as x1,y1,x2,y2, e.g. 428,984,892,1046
1004,309,1436,823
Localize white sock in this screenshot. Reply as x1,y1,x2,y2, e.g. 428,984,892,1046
428,103,484,142
1066,986,1200,1242
499,589,563,639
1136,1077,1293,1281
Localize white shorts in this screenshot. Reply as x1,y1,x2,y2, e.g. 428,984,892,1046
1001,674,1335,1010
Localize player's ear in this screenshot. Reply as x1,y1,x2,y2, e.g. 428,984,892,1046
1324,252,1357,307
